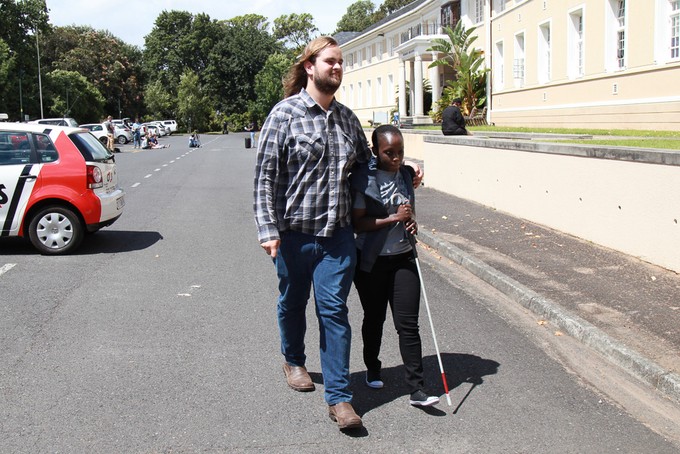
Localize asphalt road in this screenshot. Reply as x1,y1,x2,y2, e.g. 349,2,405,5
1,133,678,453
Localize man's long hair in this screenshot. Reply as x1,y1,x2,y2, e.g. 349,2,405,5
283,36,338,98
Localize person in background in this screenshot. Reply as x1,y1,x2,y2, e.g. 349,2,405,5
350,124,440,408
245,121,257,147
441,98,472,136
132,118,142,149
104,115,115,152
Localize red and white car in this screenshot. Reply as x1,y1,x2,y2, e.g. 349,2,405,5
0,122,125,254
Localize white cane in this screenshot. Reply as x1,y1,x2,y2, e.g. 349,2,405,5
409,233,453,406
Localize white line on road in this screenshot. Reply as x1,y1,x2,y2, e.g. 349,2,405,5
131,182,141,188
0,263,17,276
144,174,152,178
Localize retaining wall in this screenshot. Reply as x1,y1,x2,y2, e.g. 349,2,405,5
417,134,680,273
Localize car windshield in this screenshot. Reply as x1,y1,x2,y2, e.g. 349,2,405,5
69,132,113,162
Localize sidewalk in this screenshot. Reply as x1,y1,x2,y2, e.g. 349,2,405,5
414,186,680,404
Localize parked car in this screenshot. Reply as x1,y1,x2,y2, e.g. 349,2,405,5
161,120,177,134
142,123,165,137
112,118,133,131
0,122,125,254
28,117,79,128
149,121,170,136
80,123,132,145
111,120,133,143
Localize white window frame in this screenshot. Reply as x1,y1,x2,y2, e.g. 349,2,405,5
658,0,680,61
357,81,363,107
494,40,505,90
474,0,484,24
366,79,372,107
376,77,383,105
513,31,525,88
605,0,627,71
568,7,585,79
538,21,552,84
387,74,395,103
672,0,680,59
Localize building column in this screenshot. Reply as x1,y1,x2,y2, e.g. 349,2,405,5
408,60,414,116
430,51,440,109
413,53,424,116
398,60,407,120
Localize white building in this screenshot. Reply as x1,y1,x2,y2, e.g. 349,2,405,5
337,0,680,131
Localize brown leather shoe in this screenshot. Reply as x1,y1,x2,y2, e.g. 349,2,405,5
328,402,363,430
282,363,315,392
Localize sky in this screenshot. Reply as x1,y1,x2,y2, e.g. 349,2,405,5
45,0,359,48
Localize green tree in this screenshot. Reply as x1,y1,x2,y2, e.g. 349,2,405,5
177,70,211,132
335,0,414,33
143,11,223,97
428,21,479,73
249,53,295,126
335,0,377,33
0,0,50,119
375,0,415,21
428,22,488,119
143,79,174,121
273,13,318,51
0,39,12,99
43,69,105,122
204,14,282,116
41,26,145,119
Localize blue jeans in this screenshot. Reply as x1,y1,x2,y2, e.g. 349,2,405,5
274,226,356,405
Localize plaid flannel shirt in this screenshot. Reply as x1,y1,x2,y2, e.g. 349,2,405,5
254,88,371,243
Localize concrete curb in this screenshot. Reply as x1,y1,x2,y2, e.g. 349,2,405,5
418,230,680,404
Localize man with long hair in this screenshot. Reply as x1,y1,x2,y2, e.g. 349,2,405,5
254,36,367,430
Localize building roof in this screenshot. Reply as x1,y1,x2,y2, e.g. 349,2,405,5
334,31,362,45
333,0,430,45
361,0,429,35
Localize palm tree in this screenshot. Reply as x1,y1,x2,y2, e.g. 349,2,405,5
427,21,479,73
427,22,488,119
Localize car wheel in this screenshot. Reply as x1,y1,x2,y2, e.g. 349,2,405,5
117,135,128,144
28,205,84,255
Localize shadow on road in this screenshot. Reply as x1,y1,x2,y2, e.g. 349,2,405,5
78,230,164,254
0,230,164,256
309,352,500,418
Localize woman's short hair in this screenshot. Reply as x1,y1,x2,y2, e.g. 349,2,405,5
371,124,403,150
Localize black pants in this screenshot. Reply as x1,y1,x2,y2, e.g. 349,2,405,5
354,250,424,393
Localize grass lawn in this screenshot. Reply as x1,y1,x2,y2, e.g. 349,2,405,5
415,125,680,150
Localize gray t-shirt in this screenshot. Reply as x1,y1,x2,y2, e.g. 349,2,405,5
354,169,412,255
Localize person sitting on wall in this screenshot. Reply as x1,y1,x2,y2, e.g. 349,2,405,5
441,98,473,136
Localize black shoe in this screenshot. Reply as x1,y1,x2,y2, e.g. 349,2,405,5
365,370,384,389
409,390,440,407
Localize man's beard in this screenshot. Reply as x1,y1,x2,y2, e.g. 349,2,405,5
313,70,342,95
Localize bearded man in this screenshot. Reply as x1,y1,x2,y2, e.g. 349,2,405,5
253,36,421,431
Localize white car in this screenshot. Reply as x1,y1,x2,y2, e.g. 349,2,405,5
149,121,170,136
80,123,132,145
161,120,177,134
28,117,79,128
143,123,165,137
0,122,125,254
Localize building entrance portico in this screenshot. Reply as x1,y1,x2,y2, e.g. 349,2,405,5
396,37,443,125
